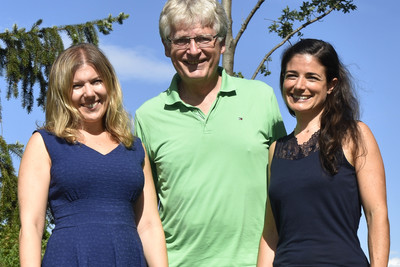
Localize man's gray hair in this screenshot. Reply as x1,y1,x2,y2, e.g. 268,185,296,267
159,0,229,44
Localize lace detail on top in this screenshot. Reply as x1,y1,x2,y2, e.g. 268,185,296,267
275,130,320,160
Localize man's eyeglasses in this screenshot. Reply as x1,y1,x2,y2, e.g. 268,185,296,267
167,34,219,50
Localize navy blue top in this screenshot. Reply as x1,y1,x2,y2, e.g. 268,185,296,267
269,132,369,266
37,129,147,267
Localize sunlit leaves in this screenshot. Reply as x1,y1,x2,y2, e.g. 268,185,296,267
257,0,356,77
268,1,356,40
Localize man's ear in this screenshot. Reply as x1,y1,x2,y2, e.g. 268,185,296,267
162,38,171,58
328,78,338,94
220,38,226,54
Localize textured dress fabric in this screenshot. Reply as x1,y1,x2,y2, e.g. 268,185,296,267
37,129,146,267
269,131,369,266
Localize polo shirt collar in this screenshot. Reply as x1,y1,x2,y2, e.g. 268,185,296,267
164,67,236,106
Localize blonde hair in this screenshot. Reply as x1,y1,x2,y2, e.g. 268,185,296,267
45,43,134,147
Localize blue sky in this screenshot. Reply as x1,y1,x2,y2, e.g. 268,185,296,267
1,0,399,265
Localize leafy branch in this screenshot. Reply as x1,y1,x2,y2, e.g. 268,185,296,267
252,0,356,79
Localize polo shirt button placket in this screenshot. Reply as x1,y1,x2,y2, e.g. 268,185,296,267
194,109,205,121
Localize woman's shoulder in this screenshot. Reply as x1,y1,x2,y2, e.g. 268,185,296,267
342,121,376,166
28,130,46,145
356,121,374,138
34,128,65,143
23,131,49,159
28,129,50,146
355,121,380,154
130,136,145,154
342,121,373,147
34,128,48,135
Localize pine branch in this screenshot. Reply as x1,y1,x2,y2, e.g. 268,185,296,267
0,13,129,40
7,141,24,159
0,12,129,116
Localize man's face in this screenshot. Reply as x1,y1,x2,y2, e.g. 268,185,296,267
164,24,225,85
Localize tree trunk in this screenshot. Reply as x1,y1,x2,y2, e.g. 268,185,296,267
221,0,235,75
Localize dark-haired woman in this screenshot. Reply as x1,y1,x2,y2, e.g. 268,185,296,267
257,39,389,266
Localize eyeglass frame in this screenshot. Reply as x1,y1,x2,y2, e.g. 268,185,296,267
166,34,220,50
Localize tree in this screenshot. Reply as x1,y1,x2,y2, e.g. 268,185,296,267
0,139,23,267
0,13,128,266
221,0,356,79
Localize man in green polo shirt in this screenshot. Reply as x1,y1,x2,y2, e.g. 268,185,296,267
134,0,286,266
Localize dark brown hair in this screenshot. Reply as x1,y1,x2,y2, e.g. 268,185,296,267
280,39,361,175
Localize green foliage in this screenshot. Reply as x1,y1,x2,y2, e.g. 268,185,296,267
268,0,356,39
0,136,21,267
232,71,244,78
0,137,21,223
257,0,356,77
0,225,19,267
259,57,272,77
0,12,129,117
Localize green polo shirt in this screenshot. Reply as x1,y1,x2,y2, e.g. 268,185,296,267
134,67,285,267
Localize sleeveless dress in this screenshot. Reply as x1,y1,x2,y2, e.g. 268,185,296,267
269,131,369,266
38,129,147,267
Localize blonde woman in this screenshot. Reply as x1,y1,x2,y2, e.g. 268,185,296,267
18,43,168,267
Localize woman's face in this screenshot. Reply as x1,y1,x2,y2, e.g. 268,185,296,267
70,64,108,129
282,54,336,117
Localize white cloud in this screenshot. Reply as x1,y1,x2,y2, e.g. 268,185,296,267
100,44,175,83
389,257,400,267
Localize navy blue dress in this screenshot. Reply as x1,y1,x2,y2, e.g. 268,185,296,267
38,129,147,267
269,131,369,266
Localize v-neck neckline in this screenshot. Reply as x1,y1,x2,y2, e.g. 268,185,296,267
78,142,121,156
